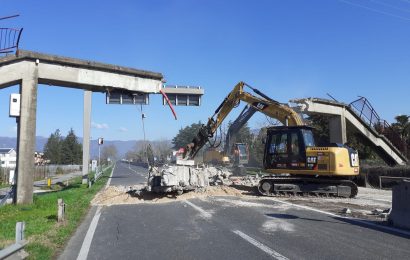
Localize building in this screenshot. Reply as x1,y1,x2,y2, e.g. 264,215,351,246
0,148,17,168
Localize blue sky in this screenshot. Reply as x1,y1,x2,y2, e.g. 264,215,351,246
1,0,409,142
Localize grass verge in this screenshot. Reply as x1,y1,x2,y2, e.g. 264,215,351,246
0,165,113,259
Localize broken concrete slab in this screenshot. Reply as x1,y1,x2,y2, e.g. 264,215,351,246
148,165,233,194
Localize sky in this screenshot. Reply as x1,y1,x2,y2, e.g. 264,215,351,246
1,0,409,142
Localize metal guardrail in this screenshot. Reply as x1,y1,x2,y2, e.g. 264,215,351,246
379,176,410,189
88,164,112,188
0,222,28,259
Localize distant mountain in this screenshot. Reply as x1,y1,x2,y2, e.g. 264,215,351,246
0,136,48,152
0,136,171,159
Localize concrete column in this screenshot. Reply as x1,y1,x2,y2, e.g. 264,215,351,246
82,90,92,184
16,64,38,204
329,109,347,144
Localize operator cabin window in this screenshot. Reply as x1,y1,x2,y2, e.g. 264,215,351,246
290,132,299,155
303,130,315,147
269,133,288,155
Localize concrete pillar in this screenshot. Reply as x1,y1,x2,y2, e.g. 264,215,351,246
329,109,347,144
16,64,38,204
82,90,92,184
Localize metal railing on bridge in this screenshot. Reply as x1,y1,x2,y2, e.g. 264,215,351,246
0,27,23,54
349,96,407,158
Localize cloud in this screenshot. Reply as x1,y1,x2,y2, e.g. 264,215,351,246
118,127,128,132
91,122,109,129
9,126,17,132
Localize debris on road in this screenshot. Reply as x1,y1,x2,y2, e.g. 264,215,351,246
91,185,243,206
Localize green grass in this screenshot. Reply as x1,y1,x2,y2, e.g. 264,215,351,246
0,183,11,189
0,165,113,259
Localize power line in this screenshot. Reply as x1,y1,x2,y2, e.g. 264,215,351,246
370,0,410,14
339,0,410,21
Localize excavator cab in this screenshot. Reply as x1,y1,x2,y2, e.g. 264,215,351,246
264,126,315,170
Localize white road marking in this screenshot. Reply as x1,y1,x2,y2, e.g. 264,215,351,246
105,163,116,189
270,198,410,237
77,206,103,260
232,230,289,260
184,200,212,219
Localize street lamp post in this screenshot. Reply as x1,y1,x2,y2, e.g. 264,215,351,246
98,137,103,173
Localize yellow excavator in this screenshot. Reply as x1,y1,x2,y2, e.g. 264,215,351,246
184,82,360,198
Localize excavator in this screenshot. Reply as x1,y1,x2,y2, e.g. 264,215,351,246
203,105,256,166
184,82,360,198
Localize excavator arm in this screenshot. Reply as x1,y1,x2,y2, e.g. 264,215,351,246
184,81,304,159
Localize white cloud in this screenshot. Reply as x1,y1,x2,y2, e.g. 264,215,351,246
91,122,109,129
118,127,128,132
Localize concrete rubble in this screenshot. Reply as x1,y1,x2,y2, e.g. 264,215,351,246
147,165,234,194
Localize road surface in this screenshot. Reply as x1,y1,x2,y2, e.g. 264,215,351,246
60,162,410,260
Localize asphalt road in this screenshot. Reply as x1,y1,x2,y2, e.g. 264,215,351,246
60,162,410,260
108,161,148,187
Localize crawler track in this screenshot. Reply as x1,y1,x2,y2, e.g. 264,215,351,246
257,177,358,198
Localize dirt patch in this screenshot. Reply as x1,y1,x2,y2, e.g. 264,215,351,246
92,185,244,206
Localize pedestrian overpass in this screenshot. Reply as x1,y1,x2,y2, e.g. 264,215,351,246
291,97,407,166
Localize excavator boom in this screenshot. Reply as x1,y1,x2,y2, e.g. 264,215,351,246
184,81,303,159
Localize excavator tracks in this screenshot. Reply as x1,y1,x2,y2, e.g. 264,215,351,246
257,177,358,198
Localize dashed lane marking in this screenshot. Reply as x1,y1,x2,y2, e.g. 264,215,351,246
232,230,289,260
184,200,212,219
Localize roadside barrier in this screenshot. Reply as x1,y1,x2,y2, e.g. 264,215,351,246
0,222,28,259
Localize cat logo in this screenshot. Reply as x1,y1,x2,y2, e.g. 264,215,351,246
253,102,268,110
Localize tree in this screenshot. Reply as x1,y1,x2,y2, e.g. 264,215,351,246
226,121,253,147
249,127,267,167
305,114,330,146
172,122,203,149
151,139,172,162
102,144,118,163
44,129,63,164
391,114,410,158
61,128,82,165
392,115,410,140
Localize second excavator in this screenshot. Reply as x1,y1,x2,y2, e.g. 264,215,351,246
184,82,360,198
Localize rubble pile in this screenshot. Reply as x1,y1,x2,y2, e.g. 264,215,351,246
148,165,234,193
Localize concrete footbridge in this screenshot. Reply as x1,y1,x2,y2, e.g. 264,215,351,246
0,50,204,204
291,98,407,166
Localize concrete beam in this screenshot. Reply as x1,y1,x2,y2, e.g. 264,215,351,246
0,50,164,92
16,63,38,204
